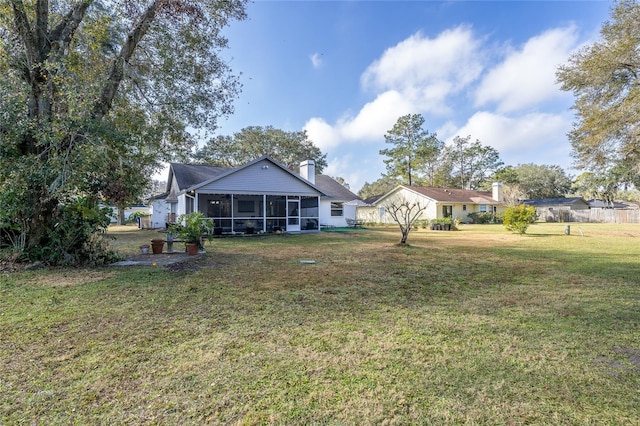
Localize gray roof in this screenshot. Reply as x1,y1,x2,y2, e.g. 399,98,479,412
315,175,360,201
523,197,588,207
588,199,638,209
169,163,231,192
167,159,355,199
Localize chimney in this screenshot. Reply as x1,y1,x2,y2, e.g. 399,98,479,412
300,160,315,184
492,182,503,202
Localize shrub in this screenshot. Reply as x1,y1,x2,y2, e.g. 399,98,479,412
467,211,501,224
429,217,460,230
414,219,429,229
503,205,537,234
22,196,119,265
127,211,150,224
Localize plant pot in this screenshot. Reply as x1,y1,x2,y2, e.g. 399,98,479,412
245,227,255,235
139,244,150,255
150,238,164,254
186,242,199,255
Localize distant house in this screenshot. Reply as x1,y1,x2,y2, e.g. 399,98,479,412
148,156,360,232
523,197,590,222
587,199,638,210
356,183,506,224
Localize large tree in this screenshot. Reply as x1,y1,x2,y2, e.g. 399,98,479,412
446,135,503,190
511,163,573,200
380,114,442,186
556,0,640,175
0,0,247,263
194,126,328,172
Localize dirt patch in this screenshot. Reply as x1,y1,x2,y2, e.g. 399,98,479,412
596,348,640,375
112,251,212,273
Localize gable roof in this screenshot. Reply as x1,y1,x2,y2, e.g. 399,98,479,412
408,186,498,203
168,163,231,192
367,185,500,207
314,175,360,201
187,155,326,195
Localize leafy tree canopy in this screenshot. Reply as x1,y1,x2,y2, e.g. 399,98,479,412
557,0,640,177
0,0,247,263
572,163,640,202
511,164,573,200
358,175,401,200
193,126,327,172
380,114,442,186
443,135,503,190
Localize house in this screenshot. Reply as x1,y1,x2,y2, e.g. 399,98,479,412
587,199,638,210
356,183,506,224
148,156,360,232
523,197,590,222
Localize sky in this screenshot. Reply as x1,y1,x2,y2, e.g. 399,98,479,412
206,0,612,192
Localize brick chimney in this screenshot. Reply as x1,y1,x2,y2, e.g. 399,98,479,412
300,160,315,184
492,182,503,202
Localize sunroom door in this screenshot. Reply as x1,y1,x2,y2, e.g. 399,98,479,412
287,199,300,232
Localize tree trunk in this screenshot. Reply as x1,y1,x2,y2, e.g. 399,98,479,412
117,202,127,225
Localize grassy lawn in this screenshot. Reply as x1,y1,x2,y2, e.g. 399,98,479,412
1,223,639,424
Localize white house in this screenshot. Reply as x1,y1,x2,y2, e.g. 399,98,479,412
356,183,506,224
148,156,360,232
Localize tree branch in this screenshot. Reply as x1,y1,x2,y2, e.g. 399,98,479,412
10,0,37,70
92,0,161,120
48,0,93,60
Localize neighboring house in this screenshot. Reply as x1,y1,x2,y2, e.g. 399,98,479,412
588,199,638,210
356,183,505,224
109,204,150,224
148,156,360,232
523,197,590,222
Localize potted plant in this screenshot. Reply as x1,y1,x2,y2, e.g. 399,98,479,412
150,238,164,254
177,212,207,255
245,219,255,235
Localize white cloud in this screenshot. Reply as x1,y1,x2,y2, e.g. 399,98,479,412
309,52,323,68
305,90,413,150
305,25,582,181
325,153,387,193
361,26,485,114
305,27,487,150
475,26,579,113
447,111,574,169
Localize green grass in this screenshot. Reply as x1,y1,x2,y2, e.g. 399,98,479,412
1,223,639,424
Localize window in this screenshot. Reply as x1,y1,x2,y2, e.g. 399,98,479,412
480,204,487,212
463,204,467,211
238,200,254,213
330,202,344,217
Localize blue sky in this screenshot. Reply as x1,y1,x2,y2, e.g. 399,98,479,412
211,0,612,192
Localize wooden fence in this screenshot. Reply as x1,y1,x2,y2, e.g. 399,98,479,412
540,209,640,223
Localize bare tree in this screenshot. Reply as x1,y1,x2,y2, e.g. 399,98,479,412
384,198,429,244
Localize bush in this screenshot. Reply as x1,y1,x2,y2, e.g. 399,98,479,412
503,205,537,234
26,197,119,265
414,219,429,229
127,211,150,224
429,217,460,231
467,211,501,224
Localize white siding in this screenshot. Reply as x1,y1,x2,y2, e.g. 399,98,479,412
196,159,320,196
319,200,354,227
150,200,170,229
356,188,434,224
